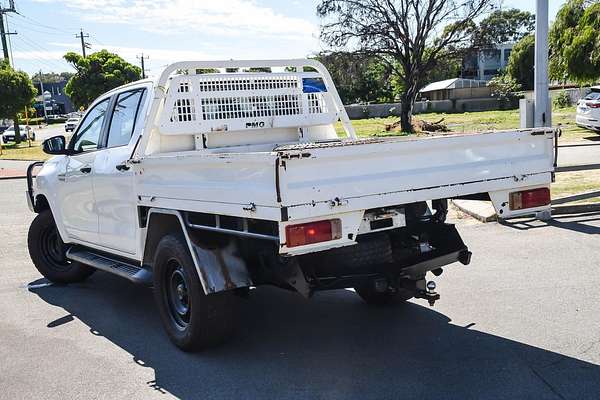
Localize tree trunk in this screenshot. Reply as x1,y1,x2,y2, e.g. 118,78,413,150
400,84,418,133
13,114,21,145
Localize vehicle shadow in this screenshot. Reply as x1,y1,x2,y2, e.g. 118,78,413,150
29,274,599,400
499,212,600,234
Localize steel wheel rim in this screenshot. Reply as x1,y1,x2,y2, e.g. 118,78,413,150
165,260,191,330
40,225,69,271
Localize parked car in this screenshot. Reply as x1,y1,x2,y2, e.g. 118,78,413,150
26,59,556,352
576,86,600,132
2,125,35,142
64,118,80,132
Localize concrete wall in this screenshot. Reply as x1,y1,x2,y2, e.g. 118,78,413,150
523,87,591,104
344,98,515,119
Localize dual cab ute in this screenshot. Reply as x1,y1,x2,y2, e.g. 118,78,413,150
27,59,556,351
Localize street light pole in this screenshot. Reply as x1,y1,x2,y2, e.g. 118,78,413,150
534,0,551,127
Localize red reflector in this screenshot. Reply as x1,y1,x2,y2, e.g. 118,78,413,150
586,102,600,108
285,219,342,247
509,187,551,210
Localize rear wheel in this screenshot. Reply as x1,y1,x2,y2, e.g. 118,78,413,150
153,233,237,352
27,210,95,283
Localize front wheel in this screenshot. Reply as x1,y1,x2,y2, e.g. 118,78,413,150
153,234,238,352
27,210,95,283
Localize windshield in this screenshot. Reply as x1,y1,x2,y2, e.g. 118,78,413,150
584,92,600,101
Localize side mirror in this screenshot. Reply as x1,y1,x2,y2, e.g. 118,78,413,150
42,135,68,155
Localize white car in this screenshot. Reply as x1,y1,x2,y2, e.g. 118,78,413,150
576,87,600,132
26,59,556,352
64,118,80,132
2,125,35,142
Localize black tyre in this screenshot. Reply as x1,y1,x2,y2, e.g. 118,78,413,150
27,210,95,283
354,284,413,306
153,234,237,352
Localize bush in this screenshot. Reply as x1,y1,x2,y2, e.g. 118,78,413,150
553,91,572,108
488,74,521,109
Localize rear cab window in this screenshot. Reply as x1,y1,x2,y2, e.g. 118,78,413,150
106,89,147,148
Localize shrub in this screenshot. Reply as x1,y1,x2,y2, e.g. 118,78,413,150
553,91,572,108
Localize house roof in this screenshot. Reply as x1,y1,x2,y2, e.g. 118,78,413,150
419,78,488,93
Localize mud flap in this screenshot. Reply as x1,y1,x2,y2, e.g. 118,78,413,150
190,241,253,294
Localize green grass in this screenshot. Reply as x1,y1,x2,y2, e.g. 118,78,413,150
0,141,49,161
552,170,600,204
336,106,595,142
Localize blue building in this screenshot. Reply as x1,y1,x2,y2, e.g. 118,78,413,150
33,80,75,116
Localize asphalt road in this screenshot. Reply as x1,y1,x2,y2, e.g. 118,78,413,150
0,179,599,400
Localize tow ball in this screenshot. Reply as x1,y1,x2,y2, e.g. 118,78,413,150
415,280,440,306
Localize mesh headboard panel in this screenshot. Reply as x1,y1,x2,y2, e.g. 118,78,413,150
159,72,338,135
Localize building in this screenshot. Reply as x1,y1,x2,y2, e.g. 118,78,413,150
419,78,490,101
33,81,75,116
461,43,513,81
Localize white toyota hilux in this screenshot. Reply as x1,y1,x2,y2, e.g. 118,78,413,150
27,59,556,351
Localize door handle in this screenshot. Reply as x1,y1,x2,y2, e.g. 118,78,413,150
80,166,92,174
115,163,130,172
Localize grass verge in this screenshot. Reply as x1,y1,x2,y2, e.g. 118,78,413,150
336,106,597,142
0,141,48,161
552,170,600,204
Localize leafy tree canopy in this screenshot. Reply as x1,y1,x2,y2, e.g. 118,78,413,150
472,8,535,49
506,33,535,90
315,52,395,104
64,50,141,108
31,71,74,83
317,0,494,132
0,60,37,143
549,0,600,83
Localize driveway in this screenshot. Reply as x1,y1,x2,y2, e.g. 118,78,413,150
0,178,599,399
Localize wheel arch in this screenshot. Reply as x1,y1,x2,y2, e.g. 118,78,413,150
33,194,50,213
142,208,252,295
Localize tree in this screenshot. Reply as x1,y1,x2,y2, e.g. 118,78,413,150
549,0,600,83
64,50,141,108
31,71,74,83
317,0,494,132
506,33,535,90
471,8,534,48
487,73,521,109
0,61,37,145
315,52,395,104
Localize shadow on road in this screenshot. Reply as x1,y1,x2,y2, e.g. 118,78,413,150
29,273,599,399
500,212,600,234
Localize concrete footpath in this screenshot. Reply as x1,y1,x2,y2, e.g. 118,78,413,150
0,160,38,179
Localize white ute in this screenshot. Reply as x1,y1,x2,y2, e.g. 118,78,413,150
26,59,556,351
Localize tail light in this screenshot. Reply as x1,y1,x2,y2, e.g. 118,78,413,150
509,188,550,210
285,219,342,247
586,102,600,108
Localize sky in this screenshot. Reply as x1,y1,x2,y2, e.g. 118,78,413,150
3,0,565,78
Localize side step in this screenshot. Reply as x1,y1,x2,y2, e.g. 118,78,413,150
66,248,152,285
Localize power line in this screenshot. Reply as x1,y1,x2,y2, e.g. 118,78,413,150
14,11,75,36
7,14,70,37
11,35,73,72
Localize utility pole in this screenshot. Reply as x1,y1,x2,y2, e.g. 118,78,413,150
75,28,90,57
137,53,149,79
39,69,48,124
0,0,17,63
534,0,551,127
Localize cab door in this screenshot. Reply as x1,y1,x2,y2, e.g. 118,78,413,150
60,97,111,244
93,88,147,255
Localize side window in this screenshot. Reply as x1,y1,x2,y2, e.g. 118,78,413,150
106,89,146,148
71,98,110,153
